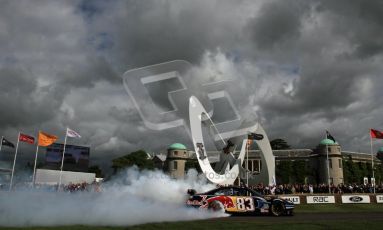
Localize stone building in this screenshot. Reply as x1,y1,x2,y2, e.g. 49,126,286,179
161,143,190,179
313,138,343,185
238,138,380,185
154,140,381,185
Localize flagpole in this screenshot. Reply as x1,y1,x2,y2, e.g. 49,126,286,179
32,143,39,188
326,133,331,194
9,132,20,191
246,140,249,187
58,128,68,191
326,144,331,193
0,136,3,153
370,134,375,194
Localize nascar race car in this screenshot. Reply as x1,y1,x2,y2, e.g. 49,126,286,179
186,186,294,216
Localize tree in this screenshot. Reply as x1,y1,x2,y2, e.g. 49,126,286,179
359,162,370,179
185,160,201,173
270,139,291,150
352,162,363,183
112,150,154,173
276,161,292,184
375,164,383,184
291,160,307,184
88,165,104,178
343,156,353,184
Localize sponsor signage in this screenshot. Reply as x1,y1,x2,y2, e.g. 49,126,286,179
341,195,370,204
280,196,300,204
376,195,383,203
306,196,335,204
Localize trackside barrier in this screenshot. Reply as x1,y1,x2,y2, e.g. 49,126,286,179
278,194,383,204
307,195,335,204
280,196,300,204
341,195,370,203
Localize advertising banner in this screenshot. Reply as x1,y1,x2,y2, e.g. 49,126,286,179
376,195,383,203
306,196,335,204
341,195,370,204
280,196,300,204
45,143,90,172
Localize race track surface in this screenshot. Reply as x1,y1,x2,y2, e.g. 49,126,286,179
205,212,383,223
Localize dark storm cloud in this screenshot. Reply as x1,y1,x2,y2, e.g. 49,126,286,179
218,0,383,151
86,0,249,70
0,67,64,129
248,0,308,50
1,0,383,173
317,0,383,59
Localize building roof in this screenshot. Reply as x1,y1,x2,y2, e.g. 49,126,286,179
320,138,336,145
168,143,187,150
153,154,167,162
341,151,379,161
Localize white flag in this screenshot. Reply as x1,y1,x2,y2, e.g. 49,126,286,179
67,127,81,138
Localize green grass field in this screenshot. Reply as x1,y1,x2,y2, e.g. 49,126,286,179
2,204,383,230
295,203,383,213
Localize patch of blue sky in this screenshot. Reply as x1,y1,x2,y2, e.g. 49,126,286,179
256,60,300,77
89,32,114,51
1,56,19,65
225,50,243,63
77,0,105,21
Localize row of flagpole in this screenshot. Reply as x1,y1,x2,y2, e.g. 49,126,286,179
0,127,81,191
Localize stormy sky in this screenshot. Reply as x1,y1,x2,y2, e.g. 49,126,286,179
1,0,383,171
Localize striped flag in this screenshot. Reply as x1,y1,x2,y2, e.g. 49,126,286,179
67,127,81,138
19,133,35,144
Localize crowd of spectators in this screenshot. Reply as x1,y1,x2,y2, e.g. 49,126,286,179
248,183,383,195
64,182,90,192
0,180,102,192
63,181,101,193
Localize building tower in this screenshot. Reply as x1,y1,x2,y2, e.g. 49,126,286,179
377,147,383,161
166,143,189,179
316,138,344,185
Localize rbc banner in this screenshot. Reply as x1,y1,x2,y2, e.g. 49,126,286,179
306,196,335,204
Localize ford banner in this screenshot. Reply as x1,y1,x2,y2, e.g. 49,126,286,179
341,195,370,204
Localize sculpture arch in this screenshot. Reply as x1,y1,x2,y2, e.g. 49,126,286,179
189,96,275,185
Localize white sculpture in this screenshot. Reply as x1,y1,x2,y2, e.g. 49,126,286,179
189,96,275,186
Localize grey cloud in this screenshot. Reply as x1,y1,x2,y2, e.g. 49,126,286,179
0,67,64,129
87,0,253,70
317,0,383,59
247,0,308,50
1,0,383,174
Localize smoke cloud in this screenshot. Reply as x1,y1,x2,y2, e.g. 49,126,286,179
0,167,226,227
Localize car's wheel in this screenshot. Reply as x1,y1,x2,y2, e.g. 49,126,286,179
270,201,285,216
208,200,225,213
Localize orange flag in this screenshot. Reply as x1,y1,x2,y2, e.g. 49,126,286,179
38,131,58,147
